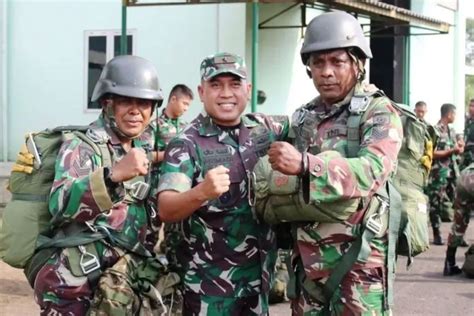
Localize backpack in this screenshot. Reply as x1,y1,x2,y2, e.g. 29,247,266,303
0,126,111,269
346,92,438,266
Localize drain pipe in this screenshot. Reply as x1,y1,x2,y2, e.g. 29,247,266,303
251,1,259,113
453,2,465,133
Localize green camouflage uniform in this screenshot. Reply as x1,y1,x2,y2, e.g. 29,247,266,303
290,83,403,315
151,110,188,263
462,116,474,169
153,109,188,152
33,115,160,315
158,111,289,315
427,121,460,226
447,163,474,249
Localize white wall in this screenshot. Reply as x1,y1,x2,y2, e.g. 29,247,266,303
409,0,461,131
4,1,246,160
245,4,322,116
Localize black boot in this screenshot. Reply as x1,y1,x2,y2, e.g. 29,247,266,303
459,238,469,247
443,247,462,276
433,227,444,245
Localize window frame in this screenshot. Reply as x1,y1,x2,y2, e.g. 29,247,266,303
83,29,137,112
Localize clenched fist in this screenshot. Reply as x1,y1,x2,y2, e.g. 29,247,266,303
110,148,150,182
199,165,231,200
267,141,303,175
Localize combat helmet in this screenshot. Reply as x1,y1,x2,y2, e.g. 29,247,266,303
300,11,372,65
92,55,164,108
92,55,163,138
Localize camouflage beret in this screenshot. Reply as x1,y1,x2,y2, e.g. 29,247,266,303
200,52,247,81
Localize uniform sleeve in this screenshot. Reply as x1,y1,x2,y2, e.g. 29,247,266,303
49,138,124,224
267,115,290,141
157,138,196,194
152,119,166,151
306,97,403,203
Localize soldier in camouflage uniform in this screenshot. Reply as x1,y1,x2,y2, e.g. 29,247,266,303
149,84,193,258
157,52,289,315
267,12,403,315
33,55,164,315
151,83,193,164
426,103,464,245
444,162,474,275
414,101,428,120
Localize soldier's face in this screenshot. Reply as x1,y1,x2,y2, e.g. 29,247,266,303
308,50,359,104
469,101,474,118
169,95,192,118
447,110,456,124
198,74,251,126
112,96,154,138
415,105,427,119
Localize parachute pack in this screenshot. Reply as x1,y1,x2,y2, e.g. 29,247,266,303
0,126,111,270
347,92,438,265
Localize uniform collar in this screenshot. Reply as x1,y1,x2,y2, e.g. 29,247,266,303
92,114,151,148
197,112,258,136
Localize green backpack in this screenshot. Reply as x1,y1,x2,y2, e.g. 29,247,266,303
0,126,111,269
347,93,438,265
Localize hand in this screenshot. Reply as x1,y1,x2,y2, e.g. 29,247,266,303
267,141,302,175
198,165,230,200
454,143,464,155
110,148,150,182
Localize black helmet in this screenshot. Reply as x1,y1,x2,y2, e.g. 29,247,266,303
91,55,163,107
301,11,372,65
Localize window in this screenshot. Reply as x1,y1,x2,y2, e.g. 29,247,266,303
84,30,136,110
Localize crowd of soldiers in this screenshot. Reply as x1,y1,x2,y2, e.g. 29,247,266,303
24,11,473,316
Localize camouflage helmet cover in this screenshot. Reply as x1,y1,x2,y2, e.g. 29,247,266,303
301,11,372,65
91,55,164,106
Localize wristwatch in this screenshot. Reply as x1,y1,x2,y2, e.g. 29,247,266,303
103,167,119,190
299,151,309,177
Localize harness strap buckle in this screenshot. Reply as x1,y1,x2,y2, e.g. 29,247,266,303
366,212,383,236
78,245,101,275
127,181,150,201
246,170,257,207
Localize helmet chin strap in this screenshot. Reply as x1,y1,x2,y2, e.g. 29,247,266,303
347,49,366,82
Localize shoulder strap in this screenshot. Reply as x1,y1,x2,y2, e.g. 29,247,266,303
68,128,113,169
347,94,374,158
322,182,401,310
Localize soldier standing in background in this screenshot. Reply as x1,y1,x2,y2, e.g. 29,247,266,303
151,84,193,164
444,163,474,275
426,103,464,245
414,100,428,120
461,99,474,169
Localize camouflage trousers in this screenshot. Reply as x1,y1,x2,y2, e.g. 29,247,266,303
447,198,473,248
183,291,269,316
290,265,389,316
427,176,456,227
34,242,122,315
